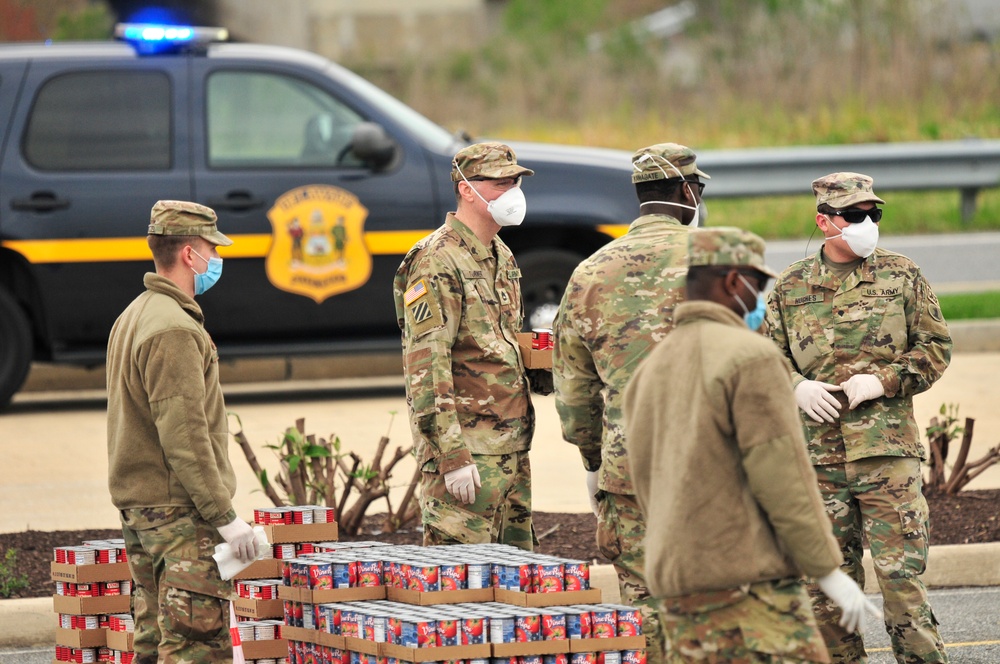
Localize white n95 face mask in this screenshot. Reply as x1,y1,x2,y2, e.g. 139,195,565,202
454,161,528,227
486,186,527,227
830,216,879,258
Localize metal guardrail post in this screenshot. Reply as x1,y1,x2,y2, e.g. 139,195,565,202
961,187,979,224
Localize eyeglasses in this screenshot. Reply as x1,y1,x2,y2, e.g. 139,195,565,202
829,207,882,224
679,179,706,195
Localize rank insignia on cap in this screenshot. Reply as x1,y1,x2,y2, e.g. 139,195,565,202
404,280,427,306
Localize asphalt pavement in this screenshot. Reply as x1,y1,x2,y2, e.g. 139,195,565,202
2,586,998,663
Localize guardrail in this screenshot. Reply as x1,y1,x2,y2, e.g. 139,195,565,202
697,139,1000,222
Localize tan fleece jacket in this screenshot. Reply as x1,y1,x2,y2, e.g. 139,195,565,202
106,273,236,527
624,301,842,598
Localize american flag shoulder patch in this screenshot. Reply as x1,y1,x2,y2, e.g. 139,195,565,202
404,279,428,305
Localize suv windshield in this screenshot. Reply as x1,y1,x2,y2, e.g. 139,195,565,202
325,63,462,155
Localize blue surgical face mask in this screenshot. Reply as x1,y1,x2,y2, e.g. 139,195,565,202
191,249,223,295
734,273,766,331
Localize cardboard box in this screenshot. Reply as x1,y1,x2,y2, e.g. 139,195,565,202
241,638,289,659
381,642,491,662
105,630,134,652
516,333,553,369
234,558,284,580
232,597,284,619
282,625,345,649
494,588,602,607
277,585,386,604
568,636,646,653
492,640,568,657
259,522,338,544
386,586,494,606
54,627,106,648
53,594,131,616
344,636,381,656
51,562,131,584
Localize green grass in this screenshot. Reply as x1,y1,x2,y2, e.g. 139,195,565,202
938,291,1000,321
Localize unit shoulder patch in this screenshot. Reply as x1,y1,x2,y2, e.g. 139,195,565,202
406,282,444,337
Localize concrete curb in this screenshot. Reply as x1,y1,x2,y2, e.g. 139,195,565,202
4,545,998,648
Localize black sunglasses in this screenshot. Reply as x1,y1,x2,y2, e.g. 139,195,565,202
679,179,706,195
830,207,882,224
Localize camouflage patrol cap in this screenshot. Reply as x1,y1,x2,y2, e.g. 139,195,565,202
148,200,232,247
812,172,885,209
451,142,535,182
631,143,710,184
688,226,777,278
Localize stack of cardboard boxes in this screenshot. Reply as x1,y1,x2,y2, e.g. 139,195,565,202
52,539,134,663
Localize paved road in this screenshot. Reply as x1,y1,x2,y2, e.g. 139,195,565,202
766,231,1000,293
2,586,997,663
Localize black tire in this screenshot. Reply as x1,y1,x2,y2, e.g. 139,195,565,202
0,287,33,408
516,249,584,331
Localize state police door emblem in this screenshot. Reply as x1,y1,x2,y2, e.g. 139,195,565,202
265,185,372,303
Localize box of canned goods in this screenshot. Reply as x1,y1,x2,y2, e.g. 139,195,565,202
54,628,107,649
53,594,131,616
51,561,131,584
568,636,646,653
381,641,491,662
241,637,291,660
105,629,134,653
232,596,284,620
386,585,494,606
278,584,387,604
494,587,602,607
259,520,339,544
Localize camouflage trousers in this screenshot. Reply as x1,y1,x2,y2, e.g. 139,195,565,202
659,578,830,663
596,492,665,664
120,507,234,664
420,451,534,550
810,458,948,664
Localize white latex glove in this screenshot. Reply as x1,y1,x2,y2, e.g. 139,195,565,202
444,463,481,505
841,374,885,409
816,570,883,633
794,380,843,423
585,471,600,517
213,526,270,580
217,517,260,562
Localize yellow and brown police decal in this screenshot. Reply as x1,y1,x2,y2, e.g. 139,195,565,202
265,185,372,303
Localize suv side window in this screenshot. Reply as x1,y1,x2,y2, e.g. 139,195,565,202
206,71,364,169
24,70,171,170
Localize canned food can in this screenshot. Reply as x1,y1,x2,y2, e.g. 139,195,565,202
518,656,544,664
532,563,565,594
357,559,383,587
615,607,642,636
564,608,591,640
437,617,460,646
308,561,334,590
400,616,438,648
514,612,540,642
621,650,646,664
589,607,616,639
597,652,621,664
490,615,515,644
439,562,467,591
462,615,488,645
467,562,491,589
540,610,567,640
543,655,570,664
408,564,440,592
563,562,590,591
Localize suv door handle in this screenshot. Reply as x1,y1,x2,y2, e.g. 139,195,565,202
11,192,70,212
206,192,266,212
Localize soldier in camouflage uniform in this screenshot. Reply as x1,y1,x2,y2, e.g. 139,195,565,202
552,143,708,664
107,201,260,664
394,142,538,550
764,173,952,663
624,227,875,663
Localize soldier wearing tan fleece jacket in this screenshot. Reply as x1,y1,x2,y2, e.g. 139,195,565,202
106,200,259,664
624,227,876,662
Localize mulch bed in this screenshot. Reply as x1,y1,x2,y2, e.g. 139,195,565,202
2,490,998,600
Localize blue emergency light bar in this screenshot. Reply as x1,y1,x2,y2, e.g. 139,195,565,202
113,23,228,53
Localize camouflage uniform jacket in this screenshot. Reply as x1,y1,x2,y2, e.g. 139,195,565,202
764,247,952,466
106,273,237,528
553,214,690,495
394,213,533,474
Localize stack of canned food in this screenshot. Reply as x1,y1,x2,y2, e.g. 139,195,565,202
255,505,337,525
281,543,590,593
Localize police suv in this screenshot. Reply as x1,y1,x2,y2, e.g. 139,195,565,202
0,24,636,406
